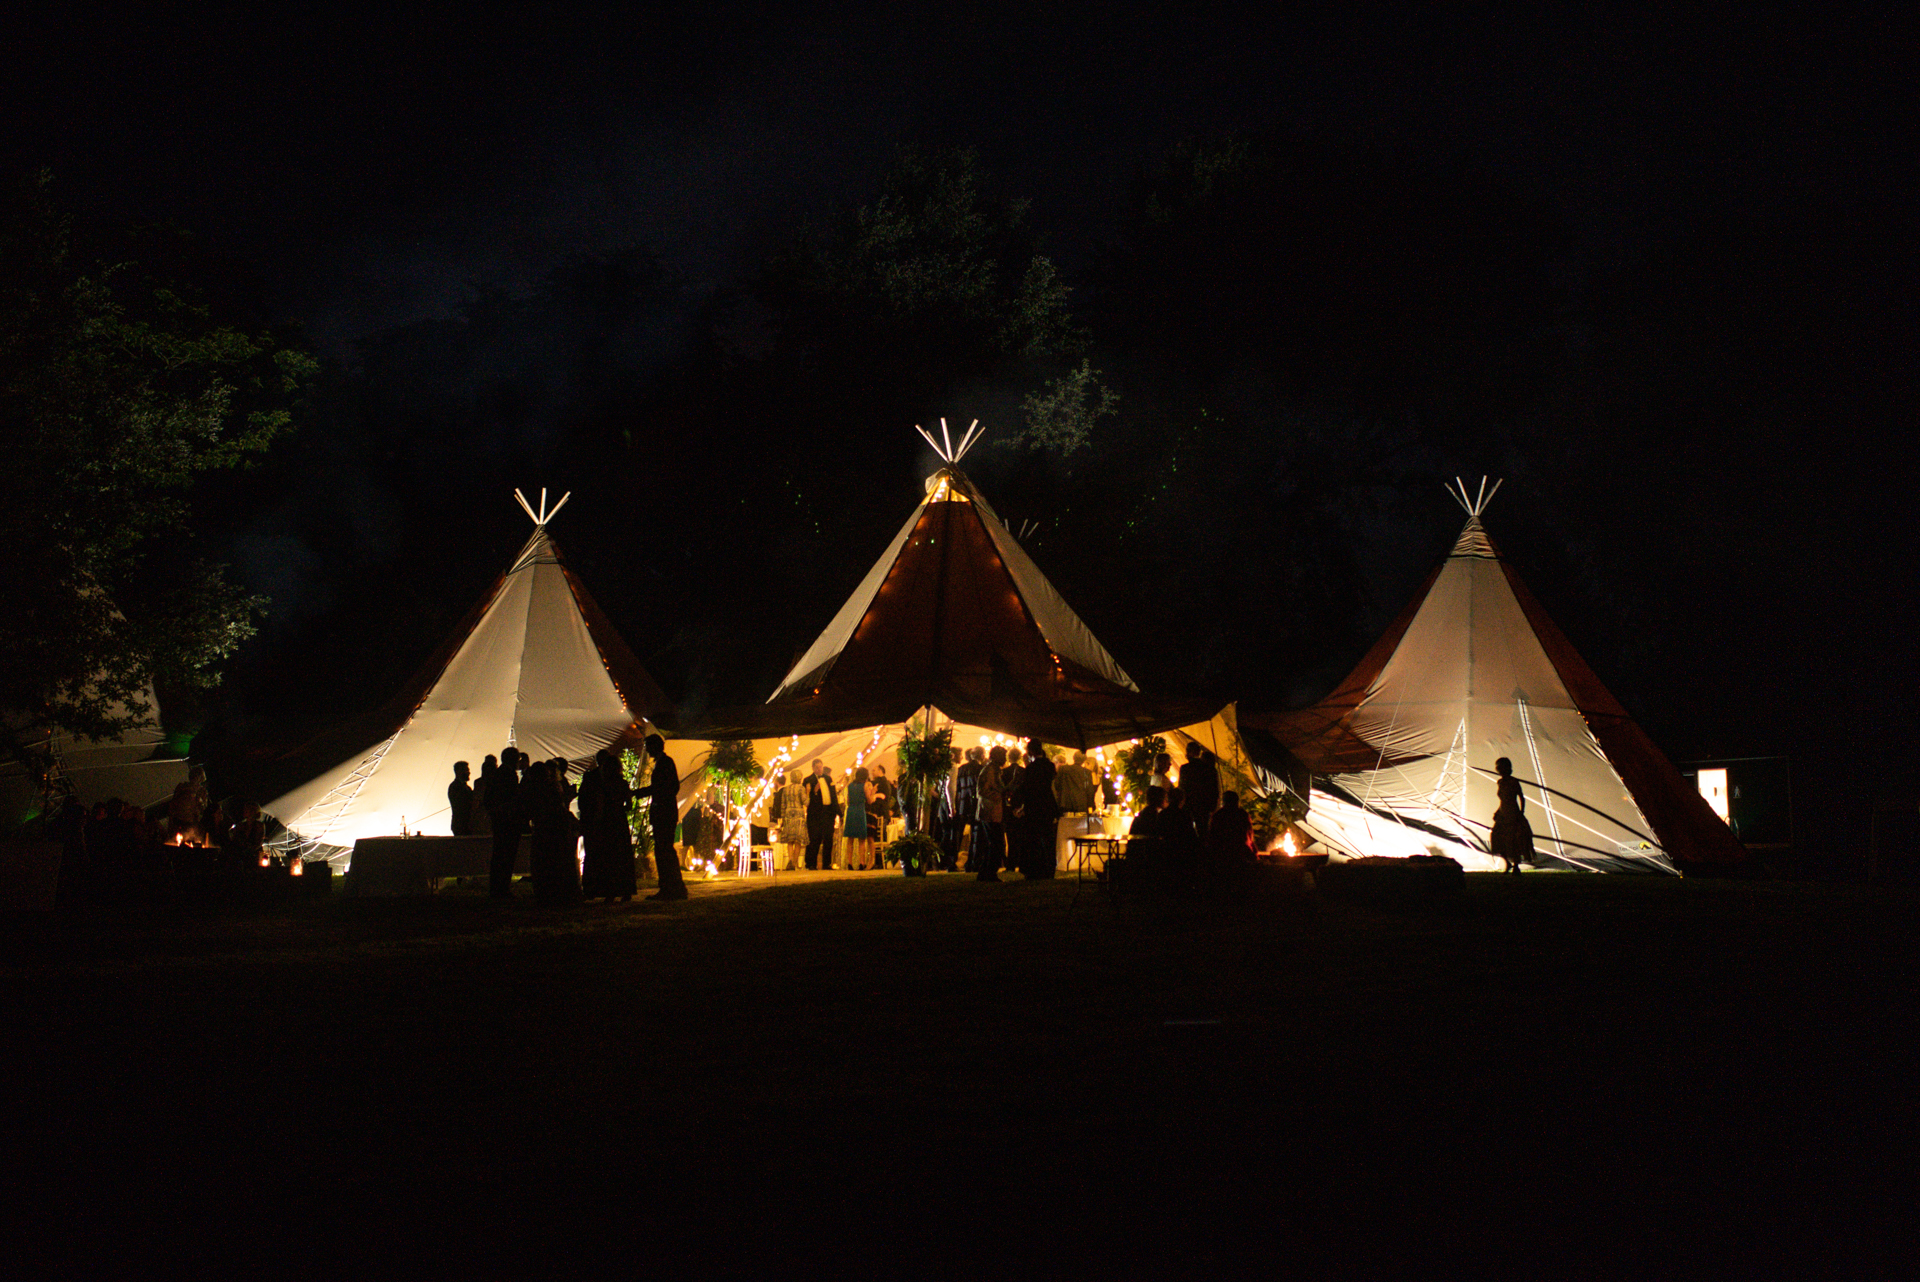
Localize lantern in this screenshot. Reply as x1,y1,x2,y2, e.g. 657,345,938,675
290,857,305,877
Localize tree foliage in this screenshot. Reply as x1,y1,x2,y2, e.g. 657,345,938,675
0,173,314,743
766,147,1083,366
1007,357,1119,455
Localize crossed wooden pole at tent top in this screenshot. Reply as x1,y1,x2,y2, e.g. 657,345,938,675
515,487,572,526
914,417,983,465
1446,475,1502,516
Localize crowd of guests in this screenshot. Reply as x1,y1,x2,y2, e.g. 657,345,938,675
748,737,1249,883
762,759,902,871
44,766,277,893
1122,743,1267,884
447,733,687,905
426,732,1259,902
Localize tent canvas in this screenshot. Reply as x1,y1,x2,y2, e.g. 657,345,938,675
689,460,1217,749
266,493,669,861
1244,481,1744,874
2,681,187,822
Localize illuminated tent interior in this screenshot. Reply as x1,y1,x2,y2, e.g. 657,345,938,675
1240,480,1745,874
265,491,670,863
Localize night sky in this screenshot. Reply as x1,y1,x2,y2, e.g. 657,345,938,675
7,5,1912,858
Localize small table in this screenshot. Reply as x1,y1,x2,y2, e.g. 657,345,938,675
1068,835,1128,898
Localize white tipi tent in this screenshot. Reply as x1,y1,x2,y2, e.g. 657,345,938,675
266,491,669,861
1245,479,1745,874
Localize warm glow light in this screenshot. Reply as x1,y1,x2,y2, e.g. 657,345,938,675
290,857,305,876
1697,768,1730,822
1281,831,1298,857
258,854,271,868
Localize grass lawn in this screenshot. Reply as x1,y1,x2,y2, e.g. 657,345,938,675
3,872,1915,1276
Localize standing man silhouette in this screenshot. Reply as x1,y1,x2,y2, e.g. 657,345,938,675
804,759,839,871
644,734,688,900
485,749,523,898
448,761,475,836
1180,742,1220,831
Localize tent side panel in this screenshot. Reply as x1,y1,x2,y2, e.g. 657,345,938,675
1248,562,1444,772
1499,560,1745,869
559,557,673,727
769,499,928,702
966,480,1138,692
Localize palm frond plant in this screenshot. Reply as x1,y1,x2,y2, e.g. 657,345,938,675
1118,735,1166,809
897,720,954,832
706,739,761,856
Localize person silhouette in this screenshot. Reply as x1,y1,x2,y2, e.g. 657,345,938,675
1017,736,1059,878
1179,742,1220,830
579,748,636,902
804,759,839,871
448,761,475,836
485,748,523,898
644,734,688,900
1489,757,1534,874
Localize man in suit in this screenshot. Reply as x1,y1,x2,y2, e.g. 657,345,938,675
1180,742,1221,832
485,749,522,898
448,760,475,836
1053,751,1097,812
804,759,839,870
952,747,984,872
645,734,688,901
1051,750,1098,869
1017,737,1061,879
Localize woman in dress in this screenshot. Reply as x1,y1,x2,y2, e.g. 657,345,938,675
579,749,636,902
843,766,870,870
524,761,580,904
1489,757,1534,874
975,745,1008,881
1150,752,1179,809
868,764,894,864
777,771,810,870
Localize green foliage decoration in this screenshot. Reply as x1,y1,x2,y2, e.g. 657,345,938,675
619,749,654,860
1243,787,1307,848
1118,735,1167,807
706,739,759,796
895,722,953,789
884,830,941,877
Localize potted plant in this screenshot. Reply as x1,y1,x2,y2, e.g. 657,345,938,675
884,831,941,877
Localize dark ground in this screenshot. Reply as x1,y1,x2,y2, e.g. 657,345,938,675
3,873,1914,1277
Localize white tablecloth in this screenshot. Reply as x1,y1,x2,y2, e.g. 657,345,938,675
346,836,526,896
